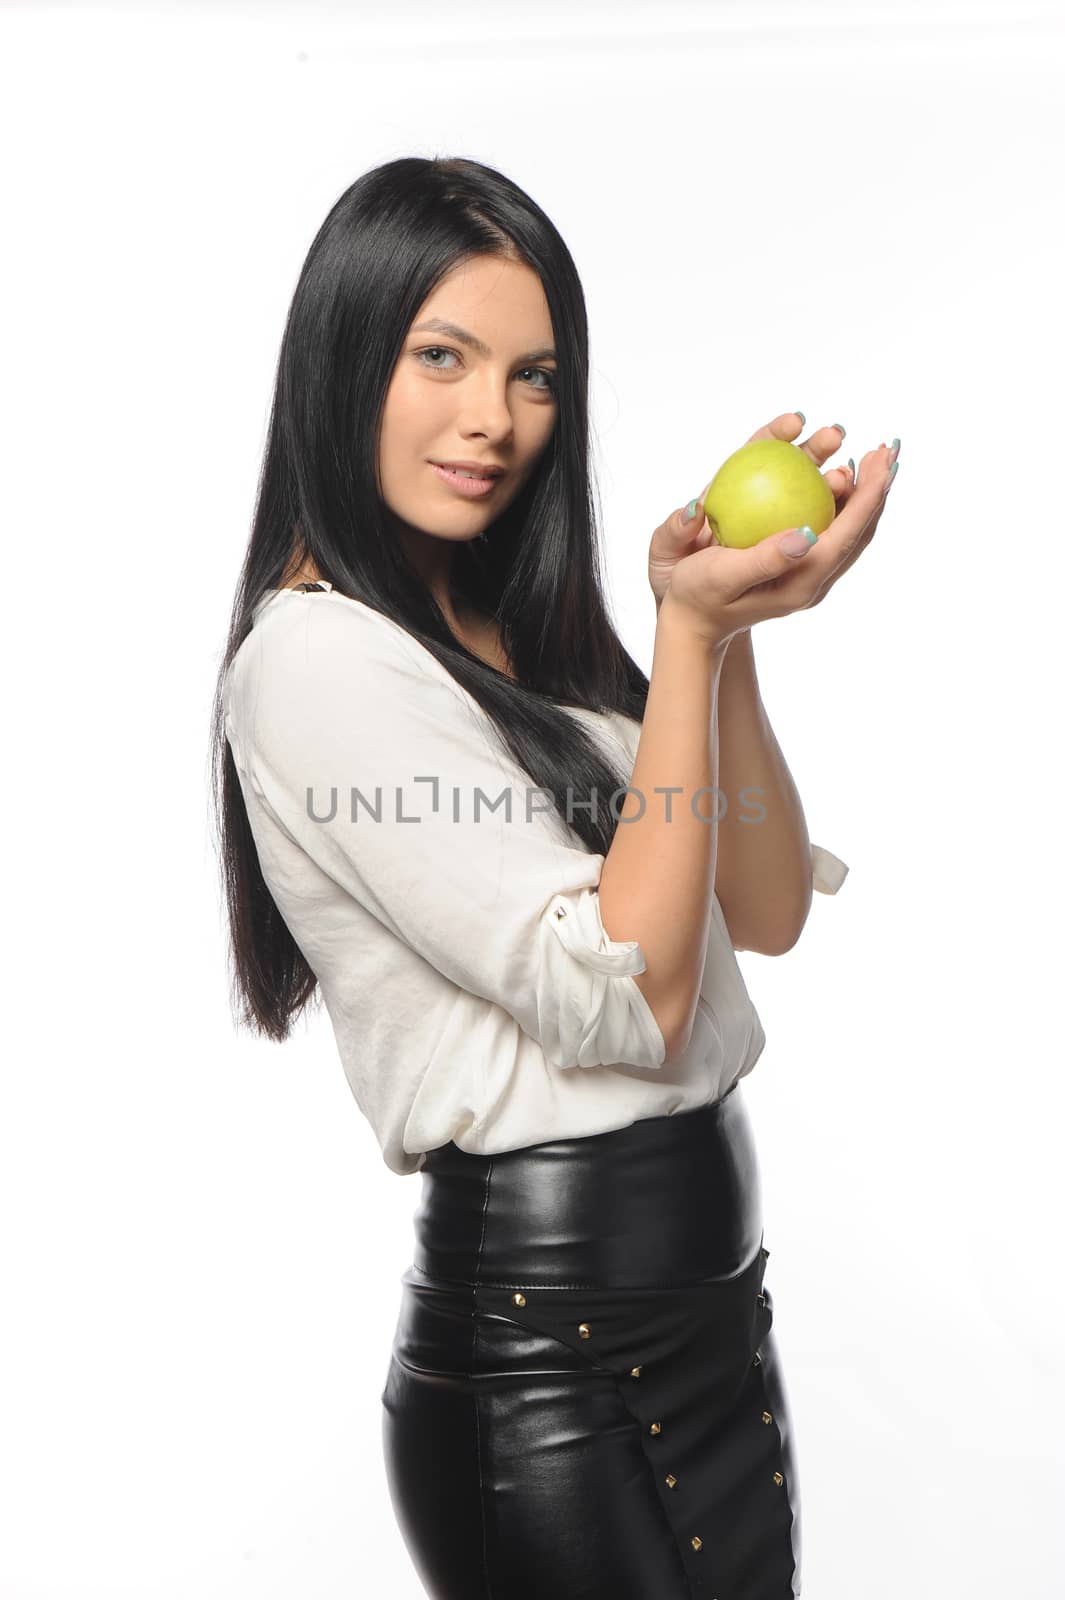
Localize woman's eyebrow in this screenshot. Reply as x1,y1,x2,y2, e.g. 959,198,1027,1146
411,317,557,363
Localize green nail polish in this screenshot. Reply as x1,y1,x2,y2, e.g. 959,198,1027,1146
831,422,847,439
794,410,806,427
683,498,699,523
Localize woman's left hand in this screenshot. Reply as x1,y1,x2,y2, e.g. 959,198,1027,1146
648,411,857,612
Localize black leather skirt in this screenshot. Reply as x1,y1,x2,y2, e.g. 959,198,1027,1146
381,1082,801,1598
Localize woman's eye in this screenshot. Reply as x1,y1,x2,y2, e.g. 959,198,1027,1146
414,346,555,393
416,346,459,373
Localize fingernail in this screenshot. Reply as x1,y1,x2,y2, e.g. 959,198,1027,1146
831,422,847,439
883,461,899,492
683,498,700,523
780,526,818,555
848,457,855,475
794,410,806,427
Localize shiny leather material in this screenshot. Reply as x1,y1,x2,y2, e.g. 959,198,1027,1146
381,1084,802,1597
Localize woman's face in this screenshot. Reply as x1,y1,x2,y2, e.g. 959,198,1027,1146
378,255,559,550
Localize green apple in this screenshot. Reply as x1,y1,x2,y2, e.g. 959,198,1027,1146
702,439,836,549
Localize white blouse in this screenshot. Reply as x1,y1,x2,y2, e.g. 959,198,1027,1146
222,583,848,1176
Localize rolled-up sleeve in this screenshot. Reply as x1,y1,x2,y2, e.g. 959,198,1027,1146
810,841,849,895
538,885,666,1070
238,599,667,1073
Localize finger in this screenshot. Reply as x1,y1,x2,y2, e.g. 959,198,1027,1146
806,477,890,601
651,491,709,562
827,463,854,508
744,412,849,471
809,445,893,556
797,423,848,468
854,444,893,493
686,479,714,542
744,412,806,448
804,446,894,594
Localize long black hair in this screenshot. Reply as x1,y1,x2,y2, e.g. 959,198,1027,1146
209,155,652,1041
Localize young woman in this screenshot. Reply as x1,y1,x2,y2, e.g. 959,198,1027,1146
211,154,899,1599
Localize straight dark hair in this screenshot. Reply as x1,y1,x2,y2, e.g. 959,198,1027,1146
209,155,652,1042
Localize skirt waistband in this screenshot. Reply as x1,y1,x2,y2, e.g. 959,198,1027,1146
412,1084,763,1289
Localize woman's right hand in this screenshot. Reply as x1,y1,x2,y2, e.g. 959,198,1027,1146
660,442,898,648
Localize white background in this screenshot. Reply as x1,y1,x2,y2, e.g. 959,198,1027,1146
2,0,1062,1595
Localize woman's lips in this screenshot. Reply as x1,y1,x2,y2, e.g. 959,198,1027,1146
429,462,501,498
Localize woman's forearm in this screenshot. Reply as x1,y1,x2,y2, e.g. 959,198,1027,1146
712,630,813,955
599,598,728,1059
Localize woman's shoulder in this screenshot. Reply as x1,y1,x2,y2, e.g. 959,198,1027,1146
227,589,446,744
252,585,435,675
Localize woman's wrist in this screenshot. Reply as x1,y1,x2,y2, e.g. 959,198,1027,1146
657,589,731,659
